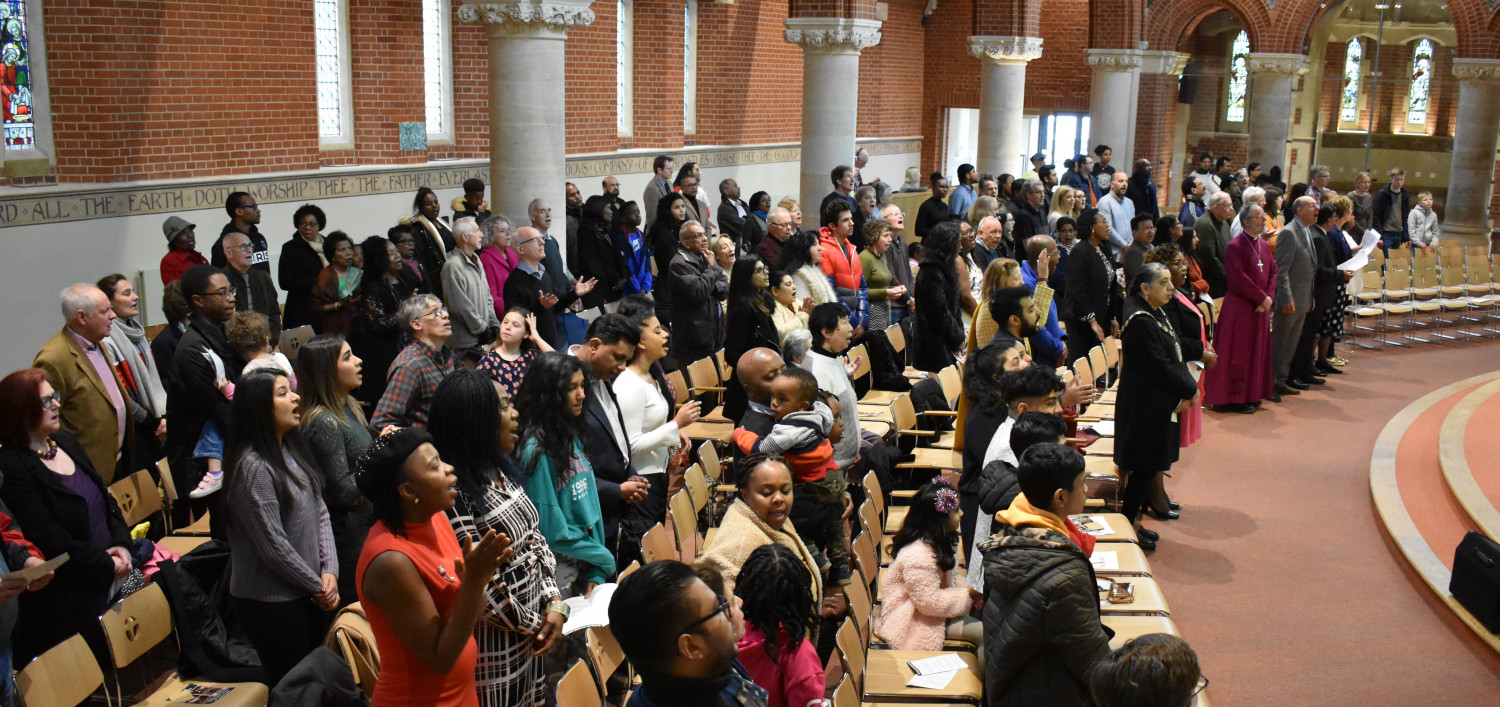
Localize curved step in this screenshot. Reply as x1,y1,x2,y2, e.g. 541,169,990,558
1440,379,1500,543
1370,370,1500,656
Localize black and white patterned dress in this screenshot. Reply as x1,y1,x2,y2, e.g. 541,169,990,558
445,460,560,707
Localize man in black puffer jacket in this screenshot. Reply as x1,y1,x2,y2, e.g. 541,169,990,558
980,443,1111,706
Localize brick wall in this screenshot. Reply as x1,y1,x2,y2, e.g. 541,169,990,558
698,0,803,146
345,0,426,166
856,0,924,138
563,0,619,153
38,1,320,183
630,0,687,149
1134,73,1180,205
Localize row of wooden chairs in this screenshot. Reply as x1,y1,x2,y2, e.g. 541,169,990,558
108,459,214,555
1350,245,1500,348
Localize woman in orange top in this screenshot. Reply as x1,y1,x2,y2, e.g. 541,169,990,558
355,428,510,707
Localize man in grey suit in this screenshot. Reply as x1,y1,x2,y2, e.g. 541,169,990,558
642,155,675,228
1272,196,1319,396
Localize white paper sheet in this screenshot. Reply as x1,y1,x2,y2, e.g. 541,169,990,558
1337,230,1381,272
1087,420,1115,436
907,653,968,676
1090,550,1120,571
906,670,958,690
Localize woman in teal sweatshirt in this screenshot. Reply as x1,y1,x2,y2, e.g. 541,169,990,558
513,352,615,597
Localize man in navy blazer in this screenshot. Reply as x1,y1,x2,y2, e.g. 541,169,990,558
569,314,648,561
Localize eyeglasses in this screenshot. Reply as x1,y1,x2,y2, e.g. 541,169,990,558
1193,674,1210,697
230,244,254,252
421,307,450,319
754,265,769,274
237,202,260,211
519,237,544,247
40,392,62,409
680,597,730,635
206,287,237,299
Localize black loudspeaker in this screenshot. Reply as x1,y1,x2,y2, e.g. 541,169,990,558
1178,74,1198,105
1451,531,1500,633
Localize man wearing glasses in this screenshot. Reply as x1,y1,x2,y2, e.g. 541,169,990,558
755,206,796,265
210,191,270,275
504,226,596,350
609,561,766,707
371,294,456,430
163,264,244,530
220,232,282,346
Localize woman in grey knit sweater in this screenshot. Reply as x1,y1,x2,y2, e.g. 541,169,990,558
223,369,338,686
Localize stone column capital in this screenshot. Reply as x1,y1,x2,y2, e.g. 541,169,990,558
1138,50,1189,76
1246,52,1310,76
967,36,1043,65
1085,48,1143,72
783,17,882,54
458,1,596,38
1452,58,1500,82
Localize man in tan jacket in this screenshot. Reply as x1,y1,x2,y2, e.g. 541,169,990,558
34,284,135,482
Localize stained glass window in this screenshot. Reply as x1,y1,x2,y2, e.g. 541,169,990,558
1226,31,1249,123
618,0,631,135
314,0,346,140
1340,38,1363,124
684,0,696,134
423,0,448,137
1407,39,1433,125
1,0,34,150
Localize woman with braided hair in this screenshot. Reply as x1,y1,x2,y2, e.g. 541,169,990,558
733,543,825,707
876,480,982,651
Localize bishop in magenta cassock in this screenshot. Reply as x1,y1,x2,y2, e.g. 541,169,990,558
1204,204,1277,412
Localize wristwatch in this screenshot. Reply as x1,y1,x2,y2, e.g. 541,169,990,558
546,599,570,620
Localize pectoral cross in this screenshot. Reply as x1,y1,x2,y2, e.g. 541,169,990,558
1256,259,1264,272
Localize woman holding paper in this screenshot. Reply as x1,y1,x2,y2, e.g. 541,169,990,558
428,370,563,707
0,367,132,666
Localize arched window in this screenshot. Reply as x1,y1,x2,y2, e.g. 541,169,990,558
617,0,632,136
1340,38,1363,124
1,0,35,150
1225,31,1249,123
422,0,453,143
1406,39,1433,125
684,0,697,135
315,0,352,147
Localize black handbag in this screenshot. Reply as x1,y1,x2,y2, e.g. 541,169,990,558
1450,531,1500,633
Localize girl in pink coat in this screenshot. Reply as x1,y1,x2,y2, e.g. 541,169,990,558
734,543,826,707
875,481,983,651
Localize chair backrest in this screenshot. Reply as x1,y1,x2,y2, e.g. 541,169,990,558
1369,247,1386,268
1362,269,1385,294
1103,336,1120,369
1072,355,1094,388
1386,265,1412,290
861,472,885,517
834,674,858,707
15,634,105,707
641,522,676,563
156,457,179,504
1468,252,1493,284
556,659,602,707
835,618,865,692
99,582,173,669
1413,250,1439,287
683,463,710,514
1087,347,1108,386
587,625,629,697
686,357,721,394
848,343,872,383
109,469,164,527
937,365,962,406
846,566,875,643
668,491,703,560
1464,245,1492,267
714,349,729,382
851,531,879,593
885,324,906,353
1441,250,1469,288
858,500,882,542
891,394,918,434
666,370,690,407
326,603,381,696
1387,247,1412,266
618,560,641,581
697,440,722,482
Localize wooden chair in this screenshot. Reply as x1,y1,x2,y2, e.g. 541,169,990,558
837,618,983,704
586,625,629,699
1092,541,1154,577
556,659,602,707
668,491,704,560
617,560,641,581
666,369,690,407
155,458,179,533
327,603,380,697
15,634,105,707
108,469,163,528
1096,576,1172,616
99,583,269,706
640,523,676,563
850,531,881,600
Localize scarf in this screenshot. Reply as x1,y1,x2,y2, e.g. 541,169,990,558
793,264,837,307
107,317,168,418
996,493,1096,557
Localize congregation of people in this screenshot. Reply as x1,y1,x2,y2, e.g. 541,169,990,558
0,143,1439,707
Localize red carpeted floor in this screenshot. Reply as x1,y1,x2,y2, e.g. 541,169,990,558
1153,337,1500,706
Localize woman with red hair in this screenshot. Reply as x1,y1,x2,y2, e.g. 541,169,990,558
0,367,134,666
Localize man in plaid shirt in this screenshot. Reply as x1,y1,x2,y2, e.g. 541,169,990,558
371,293,455,430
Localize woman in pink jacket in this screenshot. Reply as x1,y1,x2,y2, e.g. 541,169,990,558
875,481,983,651
734,543,825,707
